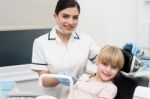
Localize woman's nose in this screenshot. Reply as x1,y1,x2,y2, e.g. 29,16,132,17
68,18,74,24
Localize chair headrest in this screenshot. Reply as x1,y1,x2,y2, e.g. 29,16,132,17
121,50,133,73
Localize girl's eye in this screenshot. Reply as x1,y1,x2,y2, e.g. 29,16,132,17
112,66,117,69
102,63,108,66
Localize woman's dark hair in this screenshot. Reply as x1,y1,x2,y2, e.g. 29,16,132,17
55,0,80,15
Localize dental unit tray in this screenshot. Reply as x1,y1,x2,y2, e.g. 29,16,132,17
8,74,74,99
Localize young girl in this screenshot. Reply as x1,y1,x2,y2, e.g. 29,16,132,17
61,45,124,99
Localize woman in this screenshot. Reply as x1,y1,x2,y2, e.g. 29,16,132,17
31,0,99,97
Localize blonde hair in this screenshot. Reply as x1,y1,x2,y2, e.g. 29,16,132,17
96,45,124,70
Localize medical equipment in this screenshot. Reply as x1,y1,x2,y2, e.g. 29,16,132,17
123,43,140,56
8,74,74,99
130,55,143,72
121,49,143,73
57,71,77,86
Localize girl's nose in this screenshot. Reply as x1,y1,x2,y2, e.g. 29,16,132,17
106,65,111,72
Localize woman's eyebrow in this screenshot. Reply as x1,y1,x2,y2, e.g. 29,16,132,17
62,12,79,16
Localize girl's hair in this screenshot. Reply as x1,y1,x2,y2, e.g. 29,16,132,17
96,45,124,70
55,0,80,15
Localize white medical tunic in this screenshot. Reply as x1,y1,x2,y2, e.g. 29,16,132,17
31,27,99,97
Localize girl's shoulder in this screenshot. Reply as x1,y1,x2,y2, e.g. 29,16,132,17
78,74,91,81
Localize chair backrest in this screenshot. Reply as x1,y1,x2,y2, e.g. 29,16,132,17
114,48,149,99
114,72,149,99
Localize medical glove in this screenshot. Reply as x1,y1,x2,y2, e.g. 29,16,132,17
57,71,77,86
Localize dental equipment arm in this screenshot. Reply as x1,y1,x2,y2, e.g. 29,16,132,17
56,71,77,86
33,70,60,87
8,74,74,99
39,74,74,99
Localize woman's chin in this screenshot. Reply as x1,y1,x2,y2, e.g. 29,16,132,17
63,31,72,34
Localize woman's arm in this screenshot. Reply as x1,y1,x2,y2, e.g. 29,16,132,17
34,70,59,87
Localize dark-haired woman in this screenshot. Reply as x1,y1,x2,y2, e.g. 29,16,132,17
31,0,99,97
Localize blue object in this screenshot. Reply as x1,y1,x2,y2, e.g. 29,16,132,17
132,44,140,55
2,91,9,99
123,43,140,55
57,71,77,86
1,81,15,90
0,81,15,99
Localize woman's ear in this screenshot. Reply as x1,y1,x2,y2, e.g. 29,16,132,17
54,13,57,20
54,13,59,24
54,13,56,18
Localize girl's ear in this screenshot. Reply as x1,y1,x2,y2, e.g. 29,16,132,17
96,62,99,67
116,71,120,76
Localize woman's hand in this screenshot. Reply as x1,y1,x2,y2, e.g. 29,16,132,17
57,71,77,86
42,75,59,87
34,70,59,87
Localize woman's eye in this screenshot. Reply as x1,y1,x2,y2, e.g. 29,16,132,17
63,15,69,19
73,16,79,20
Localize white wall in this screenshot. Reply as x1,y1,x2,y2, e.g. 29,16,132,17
136,0,150,49
0,0,150,48
77,0,137,48
0,0,57,30
0,0,137,47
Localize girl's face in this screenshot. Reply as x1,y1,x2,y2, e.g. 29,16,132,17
96,62,119,82
54,7,79,34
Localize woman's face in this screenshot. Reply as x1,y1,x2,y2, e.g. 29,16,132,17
54,7,79,34
96,62,119,82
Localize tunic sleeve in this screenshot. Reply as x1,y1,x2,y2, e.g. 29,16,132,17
31,39,48,71
88,38,100,64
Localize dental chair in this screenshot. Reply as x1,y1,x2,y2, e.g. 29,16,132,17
113,49,149,99
35,72,149,99
114,72,149,99
8,50,150,99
